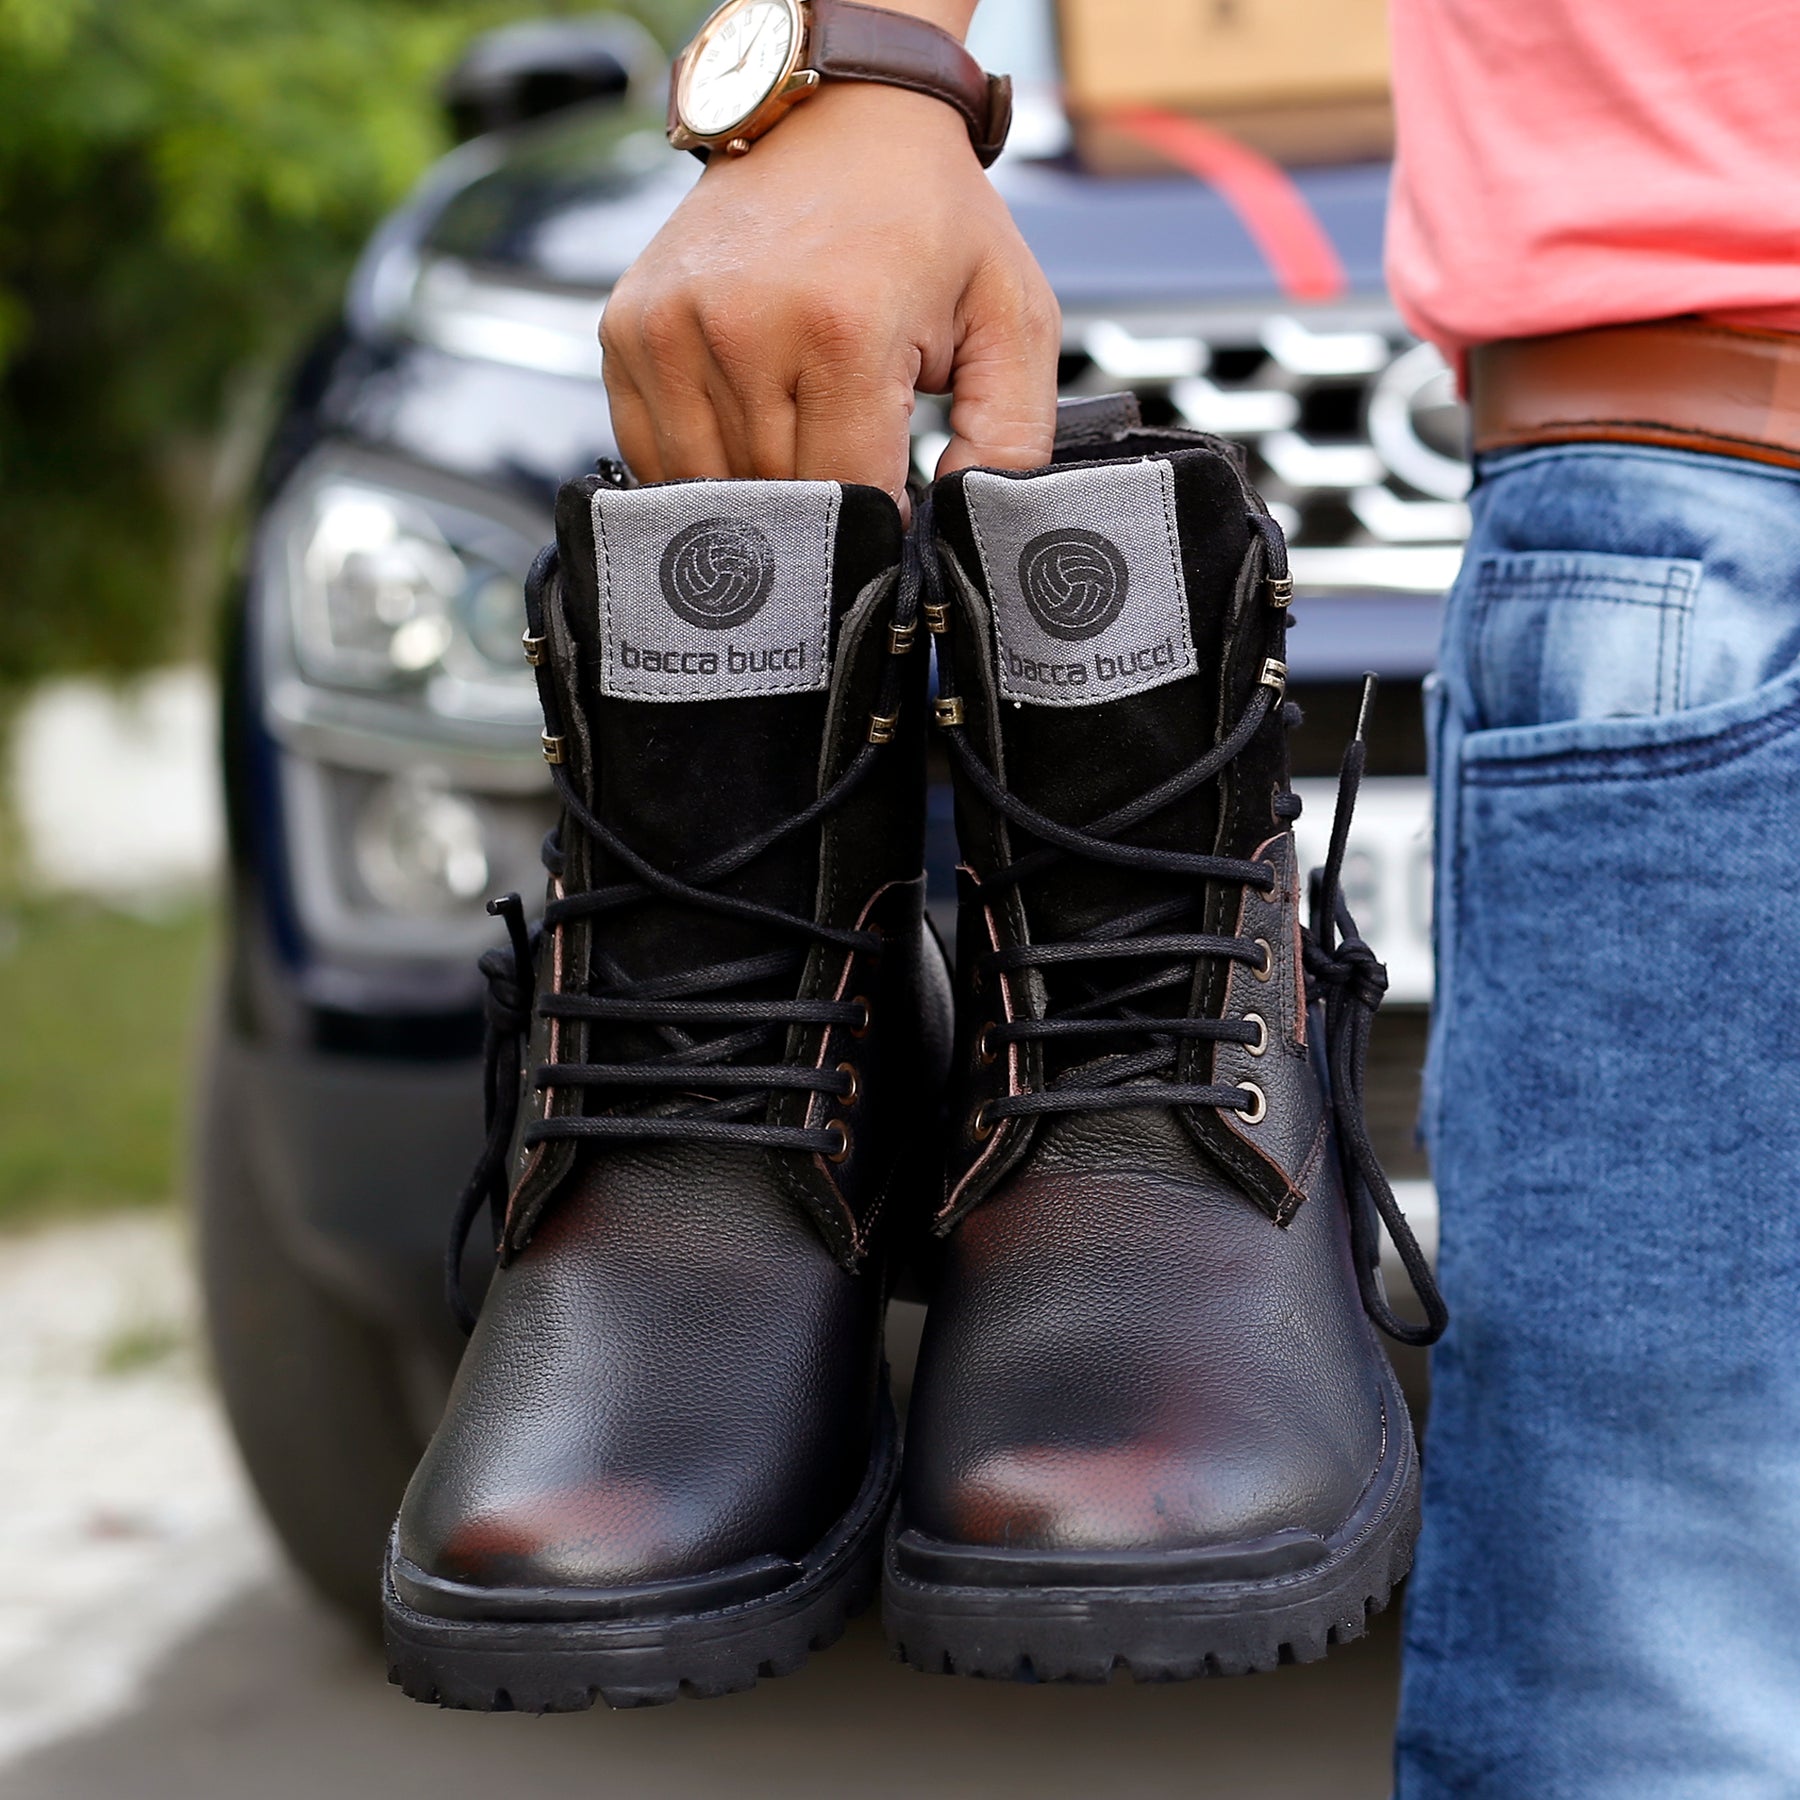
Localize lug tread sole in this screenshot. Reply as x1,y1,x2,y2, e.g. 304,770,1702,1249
385,1532,880,1713
885,1441,1418,1685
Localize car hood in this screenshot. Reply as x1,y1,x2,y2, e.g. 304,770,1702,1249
374,98,1391,316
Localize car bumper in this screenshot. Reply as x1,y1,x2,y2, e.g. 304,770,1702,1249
220,1027,483,1349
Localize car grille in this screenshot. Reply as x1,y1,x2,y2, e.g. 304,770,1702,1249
402,262,1471,597
911,307,1471,595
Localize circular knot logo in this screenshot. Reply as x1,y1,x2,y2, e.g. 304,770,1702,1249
1016,528,1129,641
659,518,777,630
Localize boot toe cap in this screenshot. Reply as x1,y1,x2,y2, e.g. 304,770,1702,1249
901,1157,1398,1556
915,1435,1352,1554
405,1476,746,1591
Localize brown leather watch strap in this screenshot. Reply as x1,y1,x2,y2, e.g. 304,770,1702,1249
1469,318,1800,473
806,0,1012,166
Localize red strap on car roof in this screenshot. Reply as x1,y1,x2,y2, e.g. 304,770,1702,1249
1106,109,1348,302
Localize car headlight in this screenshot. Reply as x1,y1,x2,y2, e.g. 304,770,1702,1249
352,772,492,917
257,451,558,972
284,473,541,718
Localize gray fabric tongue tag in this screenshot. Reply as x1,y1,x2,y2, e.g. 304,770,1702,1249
964,460,1196,708
594,480,840,703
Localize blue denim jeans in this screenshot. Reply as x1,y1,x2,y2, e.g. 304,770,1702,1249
1396,444,1800,1798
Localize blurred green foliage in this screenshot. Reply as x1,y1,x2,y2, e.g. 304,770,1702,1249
0,0,693,683
0,900,213,1222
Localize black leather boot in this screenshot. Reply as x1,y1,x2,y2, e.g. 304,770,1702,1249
886,402,1445,1681
384,469,950,1710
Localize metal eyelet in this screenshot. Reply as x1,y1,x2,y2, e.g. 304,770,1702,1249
1252,937,1274,983
836,1062,859,1106
1235,1081,1267,1125
1243,1011,1267,1057
1260,863,1281,902
824,1119,852,1163
848,996,872,1037
977,1022,999,1065
971,1101,996,1141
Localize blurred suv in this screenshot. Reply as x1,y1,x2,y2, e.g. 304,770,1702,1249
199,1,1466,1625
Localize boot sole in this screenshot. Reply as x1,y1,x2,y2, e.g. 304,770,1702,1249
383,1400,898,1712
883,1404,1417,1683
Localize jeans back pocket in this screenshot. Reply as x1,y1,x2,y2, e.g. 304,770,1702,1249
1467,552,1701,731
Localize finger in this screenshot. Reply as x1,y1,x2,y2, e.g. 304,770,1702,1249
640,345,735,483
736,383,801,481
647,379,735,481
935,257,1060,477
601,354,664,485
791,326,918,496
611,300,736,481
793,365,915,495
610,330,793,483
701,352,799,481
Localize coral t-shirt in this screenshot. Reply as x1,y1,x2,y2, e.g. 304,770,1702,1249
1386,0,1800,358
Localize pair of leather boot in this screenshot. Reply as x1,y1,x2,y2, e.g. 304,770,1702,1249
382,398,1444,1710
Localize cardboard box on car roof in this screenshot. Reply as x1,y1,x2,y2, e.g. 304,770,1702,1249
1059,0,1388,110
1058,0,1392,165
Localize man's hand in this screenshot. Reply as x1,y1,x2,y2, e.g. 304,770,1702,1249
600,79,1060,497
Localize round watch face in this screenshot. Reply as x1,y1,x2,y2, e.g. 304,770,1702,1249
682,0,798,137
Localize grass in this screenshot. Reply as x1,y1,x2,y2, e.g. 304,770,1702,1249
98,1315,190,1376
0,899,214,1226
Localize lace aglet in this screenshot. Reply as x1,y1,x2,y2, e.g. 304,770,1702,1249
1354,672,1379,745
487,892,533,982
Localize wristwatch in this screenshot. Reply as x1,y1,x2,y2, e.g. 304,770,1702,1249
667,0,1012,166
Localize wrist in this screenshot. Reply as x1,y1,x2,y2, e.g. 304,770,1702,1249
776,73,979,150
695,80,979,196
867,0,976,39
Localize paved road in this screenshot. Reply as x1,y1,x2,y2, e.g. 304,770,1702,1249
7,1576,1401,1799
2,1218,1405,1797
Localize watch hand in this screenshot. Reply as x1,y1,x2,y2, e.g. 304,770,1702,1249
732,12,772,74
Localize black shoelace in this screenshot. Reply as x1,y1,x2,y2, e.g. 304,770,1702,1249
1305,681,1447,1347
932,528,1445,1348
446,537,919,1330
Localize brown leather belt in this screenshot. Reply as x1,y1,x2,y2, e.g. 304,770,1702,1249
1468,318,1800,472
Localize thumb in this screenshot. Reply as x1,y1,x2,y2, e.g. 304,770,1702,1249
934,255,1061,478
